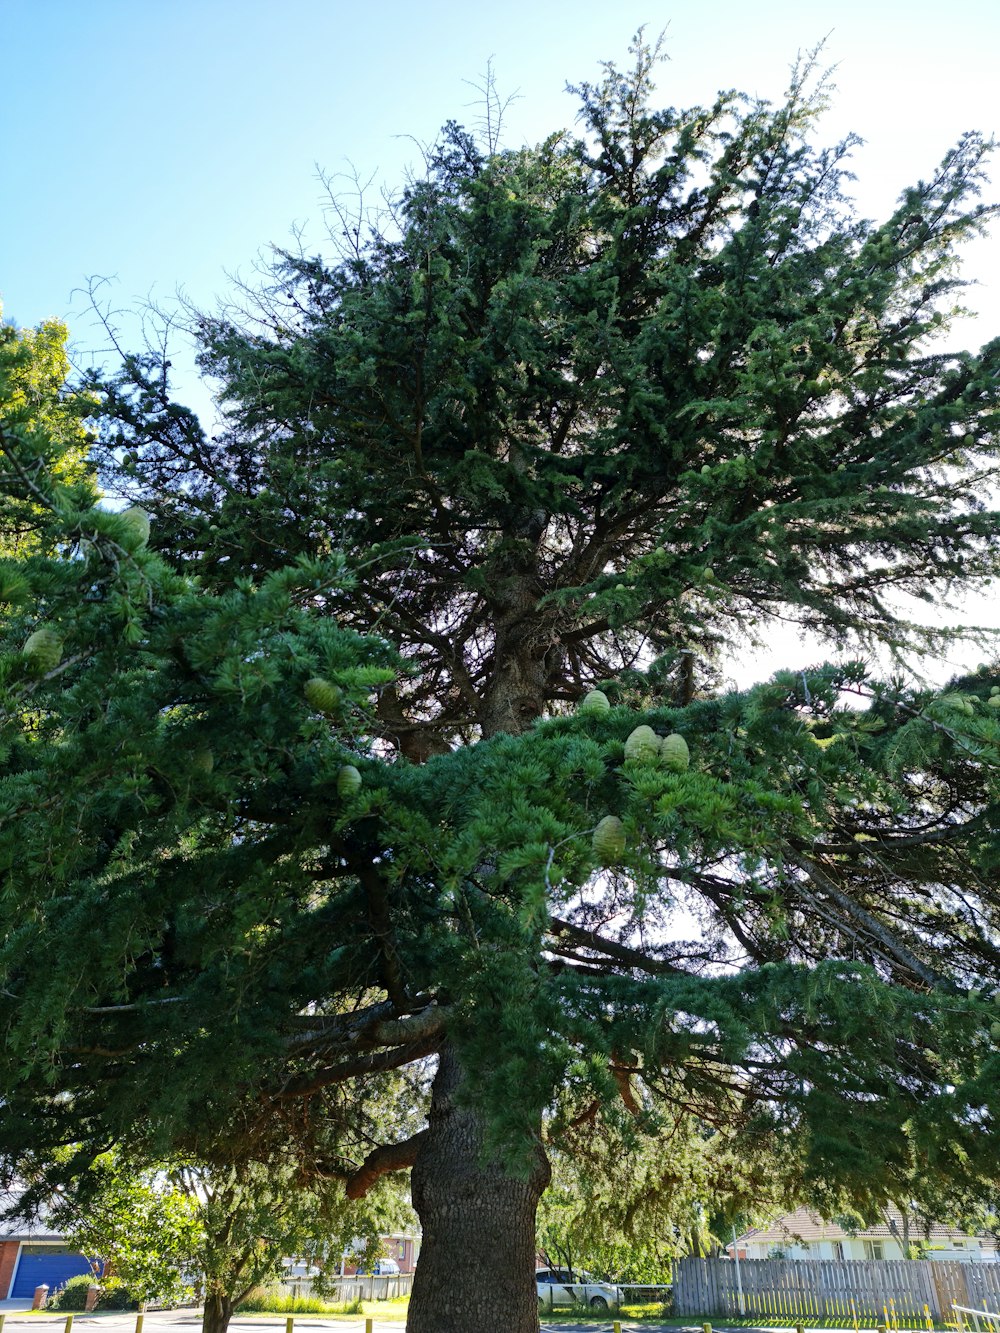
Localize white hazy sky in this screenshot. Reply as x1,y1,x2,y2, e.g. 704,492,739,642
2,0,998,685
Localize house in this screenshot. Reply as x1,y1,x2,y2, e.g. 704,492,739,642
0,1202,97,1301
340,1233,421,1275
731,1207,998,1264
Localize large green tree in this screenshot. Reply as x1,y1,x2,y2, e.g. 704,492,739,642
4,40,1000,1333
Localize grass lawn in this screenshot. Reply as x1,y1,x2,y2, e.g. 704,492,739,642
236,1296,411,1322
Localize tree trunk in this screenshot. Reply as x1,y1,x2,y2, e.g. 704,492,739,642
407,1046,550,1333
202,1289,234,1333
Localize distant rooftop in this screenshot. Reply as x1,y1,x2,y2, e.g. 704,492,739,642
735,1207,990,1249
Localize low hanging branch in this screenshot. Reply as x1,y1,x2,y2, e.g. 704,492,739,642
345,1129,430,1200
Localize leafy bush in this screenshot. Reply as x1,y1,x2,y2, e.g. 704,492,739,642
47,1275,100,1311
97,1281,140,1311
48,1276,139,1313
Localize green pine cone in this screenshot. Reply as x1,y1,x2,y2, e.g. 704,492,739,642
191,748,215,775
578,689,611,716
304,677,343,715
659,733,690,773
592,815,626,866
940,692,975,716
624,725,659,763
23,626,63,675
337,764,362,797
119,506,151,549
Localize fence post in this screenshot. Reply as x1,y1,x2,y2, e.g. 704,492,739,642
365,1319,373,1333
135,1314,144,1333
286,1318,294,1333
64,1316,74,1333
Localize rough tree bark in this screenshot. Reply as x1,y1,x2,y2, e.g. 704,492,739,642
202,1289,234,1333
407,1047,551,1333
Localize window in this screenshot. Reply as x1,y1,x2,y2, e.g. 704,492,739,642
833,1242,845,1261
863,1241,884,1261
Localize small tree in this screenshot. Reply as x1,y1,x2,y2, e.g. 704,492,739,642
45,1154,202,1309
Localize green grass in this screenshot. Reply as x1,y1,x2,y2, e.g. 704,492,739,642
235,1290,410,1321
238,1292,340,1314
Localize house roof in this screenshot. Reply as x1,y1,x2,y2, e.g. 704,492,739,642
736,1206,991,1249
0,1189,65,1243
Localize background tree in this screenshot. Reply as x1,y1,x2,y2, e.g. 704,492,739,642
188,1158,410,1333
0,301,96,554
8,1149,412,1332
35,1152,201,1309
4,37,1000,1333
537,1104,793,1282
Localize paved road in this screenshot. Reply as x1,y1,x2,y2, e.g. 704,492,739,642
0,1309,851,1333
0,1312,694,1332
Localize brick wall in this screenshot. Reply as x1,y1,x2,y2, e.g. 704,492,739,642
0,1241,21,1298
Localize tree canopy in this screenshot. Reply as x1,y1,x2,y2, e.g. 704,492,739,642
3,38,1000,1333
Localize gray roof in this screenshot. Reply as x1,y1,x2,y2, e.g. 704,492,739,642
737,1207,994,1249
0,1189,65,1242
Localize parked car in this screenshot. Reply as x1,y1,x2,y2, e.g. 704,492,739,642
536,1267,618,1310
282,1261,321,1281
354,1257,400,1276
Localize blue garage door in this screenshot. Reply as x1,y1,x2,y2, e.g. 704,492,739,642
11,1245,98,1298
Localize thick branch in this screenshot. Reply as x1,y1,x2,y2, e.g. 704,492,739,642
275,1033,440,1099
287,1000,444,1057
370,1004,445,1047
352,859,408,1009
786,852,945,988
611,1059,643,1118
345,1129,430,1200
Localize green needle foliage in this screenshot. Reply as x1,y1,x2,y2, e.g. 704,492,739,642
4,36,1000,1332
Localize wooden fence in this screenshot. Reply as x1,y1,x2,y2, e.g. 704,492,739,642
674,1258,1000,1325
281,1272,413,1302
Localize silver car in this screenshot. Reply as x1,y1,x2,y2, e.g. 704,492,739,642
536,1266,618,1311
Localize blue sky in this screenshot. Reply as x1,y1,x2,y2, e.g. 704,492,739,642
4,0,997,349
3,0,998,680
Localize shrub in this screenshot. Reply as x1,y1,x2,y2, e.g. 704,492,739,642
97,1281,140,1311
48,1275,100,1311
48,1276,140,1313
